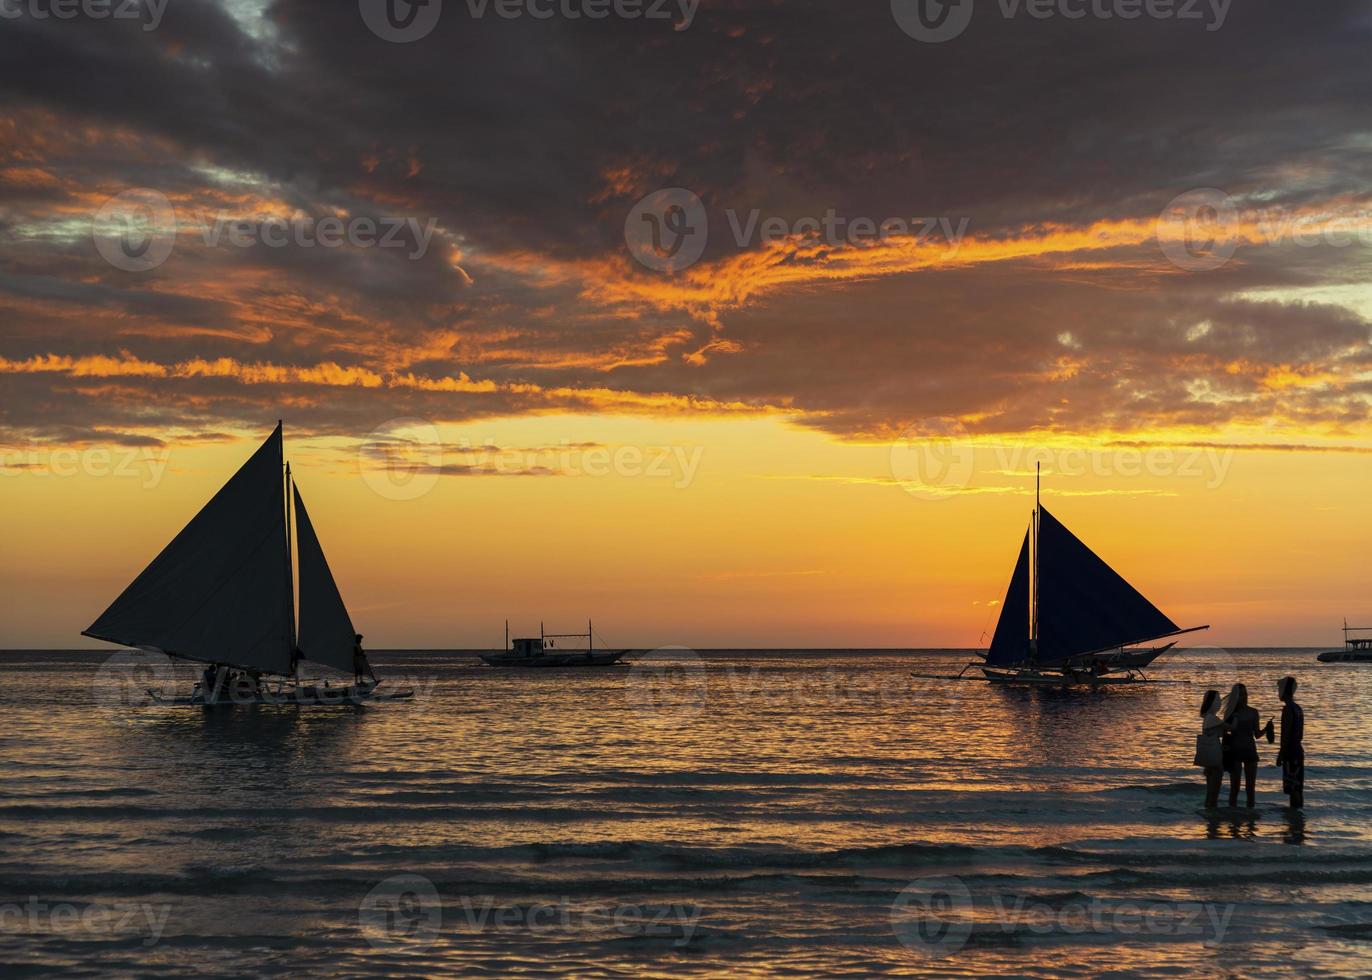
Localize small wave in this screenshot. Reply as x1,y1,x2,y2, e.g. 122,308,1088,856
304,839,984,873
1106,782,1202,797
184,826,259,842
1030,844,1372,869
1082,867,1372,888
1316,921,1372,940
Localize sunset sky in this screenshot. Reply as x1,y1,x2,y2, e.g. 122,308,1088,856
2,0,1370,649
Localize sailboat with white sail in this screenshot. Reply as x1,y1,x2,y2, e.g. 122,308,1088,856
82,423,411,706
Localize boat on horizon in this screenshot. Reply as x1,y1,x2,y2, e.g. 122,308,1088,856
82,423,411,706
924,465,1208,687
480,621,630,668
1317,622,1372,663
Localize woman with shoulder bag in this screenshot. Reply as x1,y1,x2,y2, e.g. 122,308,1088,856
1195,689,1226,808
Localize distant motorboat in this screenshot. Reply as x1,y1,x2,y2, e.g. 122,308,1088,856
480,621,629,668
1318,622,1372,663
83,423,410,706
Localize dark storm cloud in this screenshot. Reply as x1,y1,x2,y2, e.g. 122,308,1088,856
1,0,1370,443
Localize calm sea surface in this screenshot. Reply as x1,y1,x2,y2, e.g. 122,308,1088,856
1,649,1369,978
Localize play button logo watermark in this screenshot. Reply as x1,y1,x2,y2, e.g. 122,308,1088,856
891,876,975,957
891,0,974,43
624,188,708,273
92,189,176,273
360,0,443,42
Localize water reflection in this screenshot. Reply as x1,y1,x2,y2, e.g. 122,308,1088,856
0,648,1366,978
1205,811,1260,841
1281,808,1307,845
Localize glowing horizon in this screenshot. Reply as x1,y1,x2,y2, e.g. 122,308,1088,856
4,416,1366,650
3,3,1370,652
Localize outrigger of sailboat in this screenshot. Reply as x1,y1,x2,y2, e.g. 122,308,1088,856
1317,622,1372,663
916,464,1208,687
82,423,412,706
480,620,629,668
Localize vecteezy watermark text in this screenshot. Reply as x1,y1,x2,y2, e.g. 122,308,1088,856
453,896,702,946
359,875,701,950
892,876,1234,958
0,445,170,488
626,648,918,726
891,0,1230,44
626,188,969,274
0,0,169,31
1157,188,1372,272
91,189,443,272
889,429,1237,500
196,213,439,260
359,0,698,43
727,210,969,251
0,899,172,947
359,418,706,501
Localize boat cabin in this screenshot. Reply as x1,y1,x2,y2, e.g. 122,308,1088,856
512,637,546,657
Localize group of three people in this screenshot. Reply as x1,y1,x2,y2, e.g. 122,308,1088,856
1196,676,1304,810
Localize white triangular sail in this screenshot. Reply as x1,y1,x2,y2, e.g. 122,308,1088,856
83,425,294,675
293,483,357,674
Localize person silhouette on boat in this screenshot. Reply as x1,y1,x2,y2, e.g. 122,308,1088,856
1222,683,1274,809
1196,689,1226,808
1276,676,1305,809
353,634,377,688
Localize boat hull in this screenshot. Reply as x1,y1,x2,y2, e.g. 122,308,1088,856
480,650,629,668
149,683,413,706
980,666,1145,686
1318,650,1372,663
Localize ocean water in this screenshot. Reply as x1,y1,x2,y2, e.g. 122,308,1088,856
1,648,1369,978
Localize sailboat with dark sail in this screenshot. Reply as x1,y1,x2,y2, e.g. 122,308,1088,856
82,423,411,706
952,465,1207,686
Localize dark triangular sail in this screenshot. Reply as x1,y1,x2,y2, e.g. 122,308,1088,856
1035,506,1179,665
293,483,357,674
83,426,294,675
986,530,1031,667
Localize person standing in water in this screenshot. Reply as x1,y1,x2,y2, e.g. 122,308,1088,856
1276,676,1305,809
352,633,377,688
1196,690,1227,808
1223,683,1275,809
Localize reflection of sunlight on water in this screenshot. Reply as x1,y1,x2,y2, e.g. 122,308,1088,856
0,649,1368,976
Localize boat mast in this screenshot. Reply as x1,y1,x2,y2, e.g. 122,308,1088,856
283,423,298,676
1030,461,1040,663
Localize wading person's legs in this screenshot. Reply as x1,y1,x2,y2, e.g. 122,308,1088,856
1204,767,1223,809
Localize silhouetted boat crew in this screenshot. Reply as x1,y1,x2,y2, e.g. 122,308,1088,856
353,634,377,687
